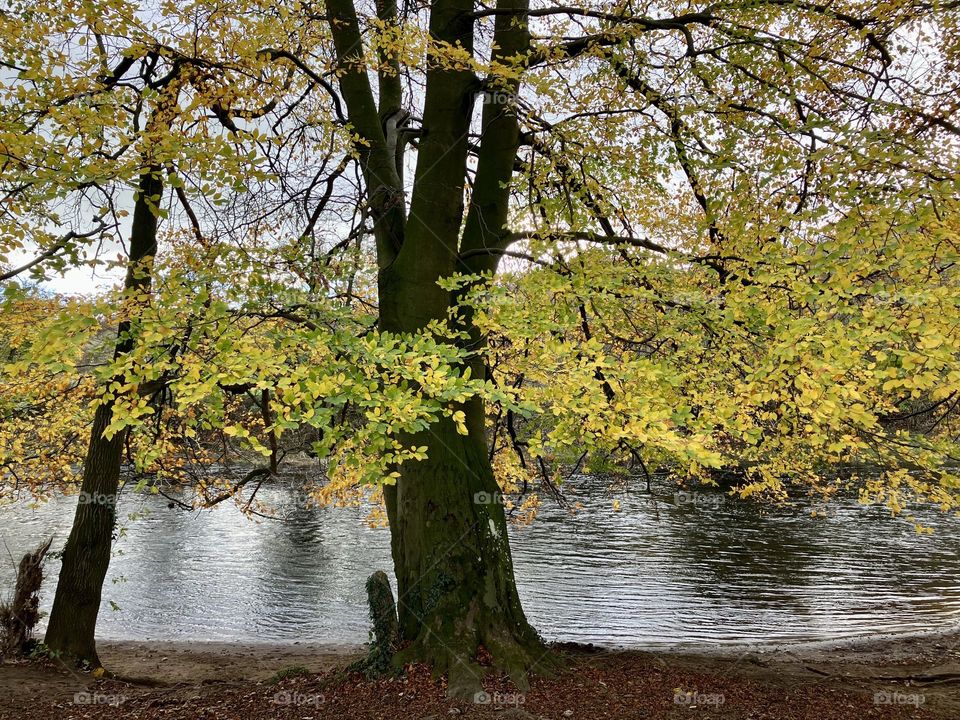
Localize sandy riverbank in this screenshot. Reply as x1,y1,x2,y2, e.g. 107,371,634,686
1,631,957,719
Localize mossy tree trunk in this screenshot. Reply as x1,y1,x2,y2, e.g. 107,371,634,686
382,408,549,695
327,0,547,696
44,171,162,667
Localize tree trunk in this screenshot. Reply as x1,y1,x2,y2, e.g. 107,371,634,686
43,405,127,666
380,265,549,697
326,0,547,693
383,413,549,696
44,171,161,667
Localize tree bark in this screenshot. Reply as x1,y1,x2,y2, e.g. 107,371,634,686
382,407,550,697
326,0,548,695
44,170,162,667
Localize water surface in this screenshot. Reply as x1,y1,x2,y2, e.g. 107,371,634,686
2,477,959,647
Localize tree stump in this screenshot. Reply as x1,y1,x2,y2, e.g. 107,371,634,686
358,570,399,675
1,538,53,658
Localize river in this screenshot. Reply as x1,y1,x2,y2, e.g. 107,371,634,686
2,476,959,648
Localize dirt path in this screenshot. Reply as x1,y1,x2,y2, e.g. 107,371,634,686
1,633,957,719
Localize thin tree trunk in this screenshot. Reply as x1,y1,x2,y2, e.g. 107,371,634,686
44,170,162,667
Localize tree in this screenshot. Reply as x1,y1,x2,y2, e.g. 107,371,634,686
0,0,301,665
2,0,959,698
42,170,162,665
310,0,960,695
321,0,551,691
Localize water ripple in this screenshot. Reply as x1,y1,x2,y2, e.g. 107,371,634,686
2,479,959,646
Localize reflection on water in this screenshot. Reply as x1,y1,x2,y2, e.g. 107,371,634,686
1,477,959,647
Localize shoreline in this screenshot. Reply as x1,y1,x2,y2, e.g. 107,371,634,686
2,630,958,718
95,625,960,666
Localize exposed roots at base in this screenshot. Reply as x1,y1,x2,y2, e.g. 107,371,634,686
393,613,561,699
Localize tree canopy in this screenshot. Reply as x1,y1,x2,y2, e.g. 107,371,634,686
1,0,959,692
3,0,958,512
